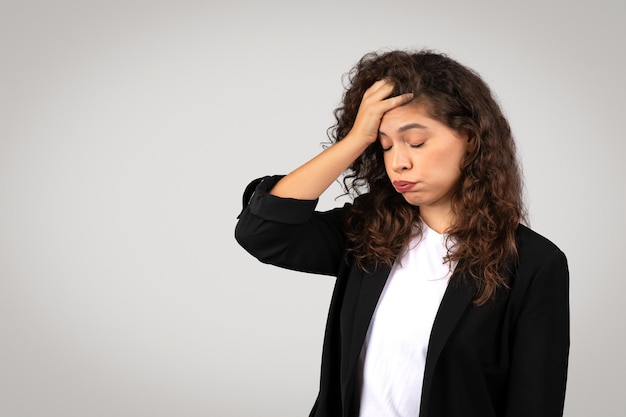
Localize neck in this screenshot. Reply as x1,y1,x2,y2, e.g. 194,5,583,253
419,207,454,234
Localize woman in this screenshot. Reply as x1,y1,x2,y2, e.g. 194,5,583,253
235,49,569,417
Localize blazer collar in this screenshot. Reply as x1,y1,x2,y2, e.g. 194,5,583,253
340,265,476,416
420,269,476,416
346,265,390,374
342,267,476,410
346,266,476,369
337,265,389,416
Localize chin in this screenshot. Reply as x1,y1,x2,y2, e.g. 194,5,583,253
402,195,425,207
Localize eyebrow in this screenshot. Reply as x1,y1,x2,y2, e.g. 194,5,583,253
379,122,429,137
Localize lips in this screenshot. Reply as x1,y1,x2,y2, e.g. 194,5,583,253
393,180,416,192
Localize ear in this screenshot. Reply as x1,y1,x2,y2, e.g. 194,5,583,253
464,131,479,154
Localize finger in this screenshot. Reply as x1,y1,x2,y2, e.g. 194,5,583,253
380,92,414,111
366,78,390,90
362,79,394,100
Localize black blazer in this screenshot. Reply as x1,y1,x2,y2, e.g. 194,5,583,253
235,175,570,417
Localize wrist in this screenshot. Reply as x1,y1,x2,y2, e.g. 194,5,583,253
342,131,377,149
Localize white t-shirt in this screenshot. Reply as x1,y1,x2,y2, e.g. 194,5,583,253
358,222,457,417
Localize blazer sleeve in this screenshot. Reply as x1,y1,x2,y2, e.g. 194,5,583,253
234,175,347,277
505,246,570,417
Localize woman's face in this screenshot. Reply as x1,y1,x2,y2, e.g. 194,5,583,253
379,103,467,216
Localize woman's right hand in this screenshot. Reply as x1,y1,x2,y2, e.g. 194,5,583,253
268,81,413,200
347,79,414,145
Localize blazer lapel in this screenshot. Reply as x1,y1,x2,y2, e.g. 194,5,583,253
341,266,390,400
419,270,476,416
339,266,475,416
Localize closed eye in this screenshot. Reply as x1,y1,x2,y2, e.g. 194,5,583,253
379,137,392,152
381,142,424,151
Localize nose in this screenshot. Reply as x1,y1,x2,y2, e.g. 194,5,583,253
389,146,412,172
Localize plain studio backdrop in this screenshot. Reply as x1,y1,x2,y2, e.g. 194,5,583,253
1,0,624,416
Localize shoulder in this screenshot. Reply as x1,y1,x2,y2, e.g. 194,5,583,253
515,223,566,261
513,224,569,289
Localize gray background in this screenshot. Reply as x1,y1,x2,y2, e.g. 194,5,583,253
1,0,624,416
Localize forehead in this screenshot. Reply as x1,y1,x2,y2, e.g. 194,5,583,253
379,103,434,133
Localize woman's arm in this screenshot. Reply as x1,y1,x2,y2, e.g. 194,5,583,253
269,80,413,200
505,248,570,417
235,175,346,276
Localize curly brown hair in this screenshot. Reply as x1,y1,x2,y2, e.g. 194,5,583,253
330,49,527,305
